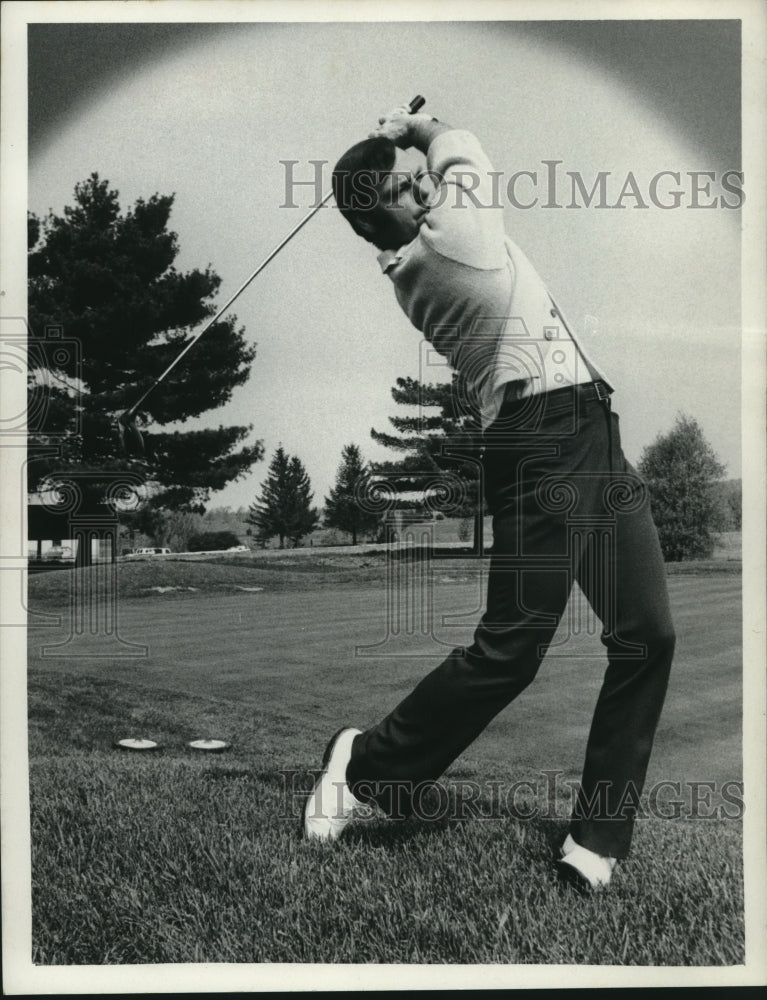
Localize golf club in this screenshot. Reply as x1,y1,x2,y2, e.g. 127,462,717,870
116,95,426,458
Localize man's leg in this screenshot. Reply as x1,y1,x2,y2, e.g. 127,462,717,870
346,548,574,814
346,442,576,816
569,410,675,860
305,427,575,837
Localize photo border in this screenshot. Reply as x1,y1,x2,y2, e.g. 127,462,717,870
2,0,765,992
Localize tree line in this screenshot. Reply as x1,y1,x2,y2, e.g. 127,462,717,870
28,174,739,563
245,443,378,549
372,376,740,562
173,413,741,560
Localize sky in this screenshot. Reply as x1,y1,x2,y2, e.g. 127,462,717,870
26,16,744,511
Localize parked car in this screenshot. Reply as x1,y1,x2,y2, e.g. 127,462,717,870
127,547,172,557
43,545,74,560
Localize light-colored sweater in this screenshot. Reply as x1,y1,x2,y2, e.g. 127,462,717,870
377,129,605,427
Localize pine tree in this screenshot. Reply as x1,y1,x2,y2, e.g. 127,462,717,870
247,447,319,549
637,413,726,561
27,174,263,513
287,456,320,547
370,374,484,542
324,444,379,545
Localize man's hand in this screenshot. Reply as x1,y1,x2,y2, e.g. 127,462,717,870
369,106,423,147
369,108,450,154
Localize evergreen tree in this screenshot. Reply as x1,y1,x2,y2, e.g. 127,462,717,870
287,456,321,547
324,444,379,545
247,447,319,549
370,374,484,542
27,174,263,515
638,413,726,561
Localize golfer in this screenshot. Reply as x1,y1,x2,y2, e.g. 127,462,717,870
303,107,676,891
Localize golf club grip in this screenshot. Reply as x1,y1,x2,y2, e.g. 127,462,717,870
408,96,426,114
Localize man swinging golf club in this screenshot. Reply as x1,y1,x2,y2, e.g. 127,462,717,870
303,105,676,892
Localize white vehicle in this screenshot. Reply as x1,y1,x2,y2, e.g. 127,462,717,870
227,545,249,552
43,545,74,560
129,547,172,556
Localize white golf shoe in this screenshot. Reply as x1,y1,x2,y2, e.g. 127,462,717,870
302,727,363,841
557,833,617,892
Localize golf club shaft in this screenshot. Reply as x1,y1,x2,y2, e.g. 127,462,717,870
123,190,334,419
120,95,425,423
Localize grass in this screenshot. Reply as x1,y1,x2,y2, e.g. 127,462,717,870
26,559,744,966
26,552,392,603
29,671,743,966
27,544,741,607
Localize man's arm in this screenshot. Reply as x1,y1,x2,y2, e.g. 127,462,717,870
374,108,507,270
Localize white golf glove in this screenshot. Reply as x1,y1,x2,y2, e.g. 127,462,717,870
369,107,431,147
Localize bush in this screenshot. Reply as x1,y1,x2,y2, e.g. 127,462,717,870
187,530,242,552
457,517,473,542
638,414,726,562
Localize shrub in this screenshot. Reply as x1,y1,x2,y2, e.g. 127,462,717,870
187,530,242,552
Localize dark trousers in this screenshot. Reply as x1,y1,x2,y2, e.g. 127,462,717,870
347,384,675,858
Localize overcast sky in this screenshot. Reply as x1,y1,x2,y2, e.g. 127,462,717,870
27,16,743,509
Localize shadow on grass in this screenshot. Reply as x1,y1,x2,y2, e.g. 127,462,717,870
334,791,572,858
341,814,452,849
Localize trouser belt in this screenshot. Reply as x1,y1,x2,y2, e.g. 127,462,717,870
502,379,613,407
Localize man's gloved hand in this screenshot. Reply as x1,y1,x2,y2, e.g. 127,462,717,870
369,108,434,148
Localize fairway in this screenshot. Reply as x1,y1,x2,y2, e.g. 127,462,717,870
26,569,744,965
29,571,742,787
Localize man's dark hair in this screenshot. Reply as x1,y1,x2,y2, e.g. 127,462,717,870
332,136,396,245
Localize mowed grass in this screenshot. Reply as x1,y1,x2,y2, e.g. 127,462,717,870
27,545,740,605
28,671,743,966
27,552,393,603
26,566,744,966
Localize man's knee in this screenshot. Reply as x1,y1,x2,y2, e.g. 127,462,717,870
605,615,675,667
646,619,676,662
468,631,543,691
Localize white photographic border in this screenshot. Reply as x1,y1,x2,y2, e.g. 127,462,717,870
2,0,765,992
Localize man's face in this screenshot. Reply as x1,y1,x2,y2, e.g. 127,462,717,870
372,150,431,250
